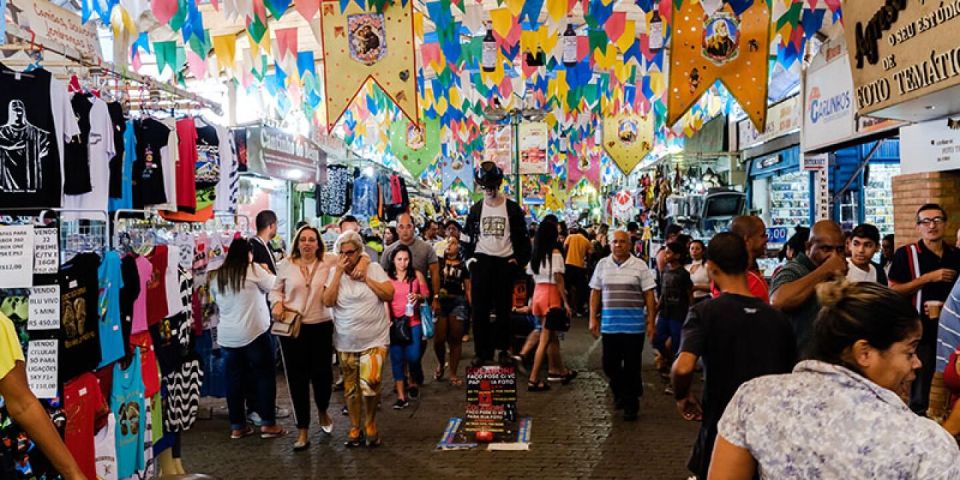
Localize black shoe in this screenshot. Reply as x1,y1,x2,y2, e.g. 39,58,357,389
392,399,409,410
527,380,551,392
341,405,349,416
623,410,638,421
408,387,420,400
344,435,364,448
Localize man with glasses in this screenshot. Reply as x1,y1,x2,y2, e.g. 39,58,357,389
771,220,848,356
888,203,960,415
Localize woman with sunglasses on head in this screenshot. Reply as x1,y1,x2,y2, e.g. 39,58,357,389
710,280,960,479
323,232,394,448
270,226,370,451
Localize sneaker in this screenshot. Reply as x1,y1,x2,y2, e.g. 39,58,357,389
664,385,675,396
408,387,420,400
392,399,409,410
341,405,349,416
275,406,291,419
247,412,263,426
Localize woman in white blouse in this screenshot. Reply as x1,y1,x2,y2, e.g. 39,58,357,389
686,240,711,302
710,281,960,479
270,226,368,451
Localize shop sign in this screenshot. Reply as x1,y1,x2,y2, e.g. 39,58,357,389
8,0,102,62
246,126,326,184
737,95,801,150
758,154,782,169
844,0,960,118
900,118,960,174
802,153,829,172
767,227,789,244
804,52,856,152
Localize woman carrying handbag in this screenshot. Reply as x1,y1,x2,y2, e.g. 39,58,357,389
385,245,430,409
270,226,368,451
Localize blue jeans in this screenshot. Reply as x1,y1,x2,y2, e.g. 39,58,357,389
224,331,277,430
390,324,424,384
653,316,683,359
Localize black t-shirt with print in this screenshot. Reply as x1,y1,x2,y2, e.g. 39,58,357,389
0,66,62,208
59,252,102,384
195,124,221,206
440,260,469,297
63,93,94,195
107,101,126,198
660,266,692,321
133,118,170,208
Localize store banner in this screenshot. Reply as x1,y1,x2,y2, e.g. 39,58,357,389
737,95,801,150
518,122,548,175
803,52,855,152
8,0,102,62
602,112,654,175
843,1,960,118
483,125,513,175
802,153,828,172
246,126,326,184
389,117,441,178
320,0,418,130
667,0,771,132
900,119,960,174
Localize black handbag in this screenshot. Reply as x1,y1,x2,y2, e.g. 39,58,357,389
544,307,571,332
390,315,413,345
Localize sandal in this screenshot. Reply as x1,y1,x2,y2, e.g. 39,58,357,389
561,370,578,385
450,377,464,387
260,427,287,439
434,367,445,382
527,380,551,392
365,433,382,448
230,426,255,440
344,433,364,448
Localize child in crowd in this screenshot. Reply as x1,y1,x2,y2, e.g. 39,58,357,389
654,242,693,394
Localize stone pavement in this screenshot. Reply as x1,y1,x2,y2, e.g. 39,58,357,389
180,318,702,479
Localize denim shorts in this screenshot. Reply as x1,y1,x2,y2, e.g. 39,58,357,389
439,296,469,321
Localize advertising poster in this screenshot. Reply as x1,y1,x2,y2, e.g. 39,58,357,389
483,125,513,175
518,123,548,174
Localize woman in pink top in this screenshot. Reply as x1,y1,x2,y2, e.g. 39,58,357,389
385,244,429,409
270,226,369,451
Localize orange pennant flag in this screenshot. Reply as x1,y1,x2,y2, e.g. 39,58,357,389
666,0,770,132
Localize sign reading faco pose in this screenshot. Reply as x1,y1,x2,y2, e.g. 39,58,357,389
464,366,518,441
844,0,960,120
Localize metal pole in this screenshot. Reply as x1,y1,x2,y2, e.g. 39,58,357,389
513,112,522,206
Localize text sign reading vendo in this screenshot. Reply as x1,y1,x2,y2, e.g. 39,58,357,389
844,0,960,115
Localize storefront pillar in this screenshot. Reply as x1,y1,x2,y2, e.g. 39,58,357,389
892,171,960,248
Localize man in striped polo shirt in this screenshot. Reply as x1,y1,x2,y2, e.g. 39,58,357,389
589,230,658,421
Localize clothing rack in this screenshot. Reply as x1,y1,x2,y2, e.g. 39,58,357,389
3,22,222,115
112,209,180,253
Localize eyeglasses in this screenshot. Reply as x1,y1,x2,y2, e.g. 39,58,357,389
917,217,947,226
340,248,358,256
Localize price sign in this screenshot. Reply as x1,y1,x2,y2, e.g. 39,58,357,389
767,227,789,244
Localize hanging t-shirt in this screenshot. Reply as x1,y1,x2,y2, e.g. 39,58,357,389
194,124,220,213
111,349,145,479
129,331,161,398
214,124,238,213
98,251,125,367
146,245,169,327
132,255,152,334
174,117,198,213
132,118,170,208
64,372,107,480
60,252,102,383
156,118,179,211
64,95,116,212
233,128,247,172
108,118,135,212
94,413,118,480
162,357,201,433
317,164,352,217
0,66,80,208
107,101,125,199
165,245,183,316
63,93,95,195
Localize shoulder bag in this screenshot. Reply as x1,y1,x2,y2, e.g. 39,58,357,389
390,278,414,345
418,279,435,339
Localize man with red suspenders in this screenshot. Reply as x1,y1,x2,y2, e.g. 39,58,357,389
888,203,960,416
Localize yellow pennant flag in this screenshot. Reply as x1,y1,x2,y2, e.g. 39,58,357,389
546,0,567,23
615,20,635,54
666,0,770,132
212,35,237,75
603,112,654,175
320,0,419,129
489,8,514,39
505,0,524,17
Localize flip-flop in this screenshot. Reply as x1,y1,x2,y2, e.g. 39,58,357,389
260,428,287,439
450,377,464,387
230,426,255,440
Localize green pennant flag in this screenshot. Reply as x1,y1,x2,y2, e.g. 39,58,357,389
248,15,268,44
390,116,441,178
153,41,178,75
588,29,607,56
169,0,188,31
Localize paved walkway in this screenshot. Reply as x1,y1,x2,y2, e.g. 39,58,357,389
180,318,702,479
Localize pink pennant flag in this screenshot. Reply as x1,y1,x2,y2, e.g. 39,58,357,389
187,51,208,79
295,0,319,21
421,43,441,69
152,0,179,24
499,76,514,97
210,0,219,10
604,12,626,43
131,52,143,72
275,27,298,60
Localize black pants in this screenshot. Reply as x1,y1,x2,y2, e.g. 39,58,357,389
470,254,515,362
279,322,334,429
602,333,645,414
565,265,588,312
224,332,277,430
910,332,937,415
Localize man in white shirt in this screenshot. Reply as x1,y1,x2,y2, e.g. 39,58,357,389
463,162,531,366
846,224,887,285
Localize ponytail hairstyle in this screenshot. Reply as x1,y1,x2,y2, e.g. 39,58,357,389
810,280,921,371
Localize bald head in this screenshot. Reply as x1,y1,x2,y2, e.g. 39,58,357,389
730,215,767,259
396,213,415,243
807,220,845,266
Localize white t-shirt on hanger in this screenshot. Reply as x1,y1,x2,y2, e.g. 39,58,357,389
94,413,118,480
156,118,179,211
51,76,82,179
64,96,115,213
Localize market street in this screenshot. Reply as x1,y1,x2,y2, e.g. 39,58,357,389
182,317,701,479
